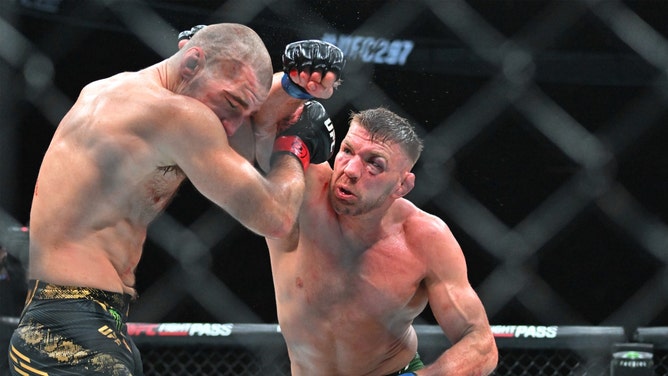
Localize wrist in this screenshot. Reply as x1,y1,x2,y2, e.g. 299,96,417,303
272,135,310,171
281,73,313,100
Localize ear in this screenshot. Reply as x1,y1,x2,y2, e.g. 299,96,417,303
181,47,203,77
394,172,415,198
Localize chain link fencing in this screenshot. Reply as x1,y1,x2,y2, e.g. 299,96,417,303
1,0,667,374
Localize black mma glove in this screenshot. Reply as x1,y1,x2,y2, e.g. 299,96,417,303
281,40,346,99
272,100,335,170
178,25,206,42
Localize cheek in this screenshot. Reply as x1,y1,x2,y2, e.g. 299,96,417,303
332,155,344,170
183,82,210,106
186,75,206,93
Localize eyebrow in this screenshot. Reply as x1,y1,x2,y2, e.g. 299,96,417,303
344,139,388,161
226,91,249,110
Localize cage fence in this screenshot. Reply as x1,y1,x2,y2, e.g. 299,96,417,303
4,320,664,376
1,0,668,375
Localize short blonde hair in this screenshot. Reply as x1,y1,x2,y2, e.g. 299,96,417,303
350,108,424,166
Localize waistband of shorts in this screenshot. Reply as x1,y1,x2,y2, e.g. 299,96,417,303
28,279,132,314
385,352,423,376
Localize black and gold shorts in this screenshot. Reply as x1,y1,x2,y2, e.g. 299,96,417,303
8,280,143,375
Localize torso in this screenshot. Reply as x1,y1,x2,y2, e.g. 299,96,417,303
28,69,186,296
268,166,429,375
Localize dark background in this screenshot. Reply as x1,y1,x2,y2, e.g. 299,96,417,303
1,0,667,332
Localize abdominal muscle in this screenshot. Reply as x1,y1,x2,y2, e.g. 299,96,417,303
273,252,420,376
281,308,419,376
27,146,181,298
28,206,147,297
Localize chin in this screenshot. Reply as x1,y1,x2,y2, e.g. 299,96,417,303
333,204,361,217
330,201,349,216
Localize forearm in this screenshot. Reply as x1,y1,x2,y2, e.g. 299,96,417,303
417,327,498,376
253,72,306,172
228,118,256,163
224,154,305,239
254,130,275,173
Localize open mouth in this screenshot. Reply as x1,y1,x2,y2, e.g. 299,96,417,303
336,185,354,199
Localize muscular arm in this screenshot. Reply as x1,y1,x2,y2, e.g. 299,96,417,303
253,73,306,172
253,68,340,172
416,217,498,376
158,96,305,239
227,116,256,163
178,31,341,173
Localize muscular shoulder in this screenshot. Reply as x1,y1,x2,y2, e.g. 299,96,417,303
401,201,463,262
84,72,215,124
92,74,218,140
72,72,224,172
402,201,449,238
306,163,332,188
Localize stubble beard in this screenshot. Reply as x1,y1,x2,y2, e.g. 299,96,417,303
328,186,391,218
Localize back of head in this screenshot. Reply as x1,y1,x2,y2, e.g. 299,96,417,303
351,108,424,166
187,23,273,91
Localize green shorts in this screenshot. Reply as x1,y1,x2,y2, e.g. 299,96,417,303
386,352,424,375
8,280,143,375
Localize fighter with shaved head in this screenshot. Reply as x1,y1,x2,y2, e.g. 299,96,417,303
8,23,344,375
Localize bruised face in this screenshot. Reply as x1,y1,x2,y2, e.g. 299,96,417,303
328,121,414,216
182,59,268,136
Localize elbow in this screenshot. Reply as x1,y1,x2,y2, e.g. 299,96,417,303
263,210,298,239
265,183,303,238
466,324,499,375
265,223,294,240
483,331,499,375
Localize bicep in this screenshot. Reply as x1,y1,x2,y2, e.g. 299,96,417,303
428,277,489,344
423,228,489,344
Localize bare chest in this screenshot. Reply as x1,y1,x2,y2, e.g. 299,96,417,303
294,232,427,317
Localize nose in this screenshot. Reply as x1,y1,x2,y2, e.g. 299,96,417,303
343,156,362,181
222,115,245,136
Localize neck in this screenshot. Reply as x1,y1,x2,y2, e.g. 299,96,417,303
156,65,168,89
337,206,395,251
153,60,180,92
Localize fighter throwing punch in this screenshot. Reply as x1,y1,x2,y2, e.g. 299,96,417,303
265,108,499,375
8,23,343,375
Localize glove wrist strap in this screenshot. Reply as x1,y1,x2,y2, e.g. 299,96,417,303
272,135,310,171
281,73,314,100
